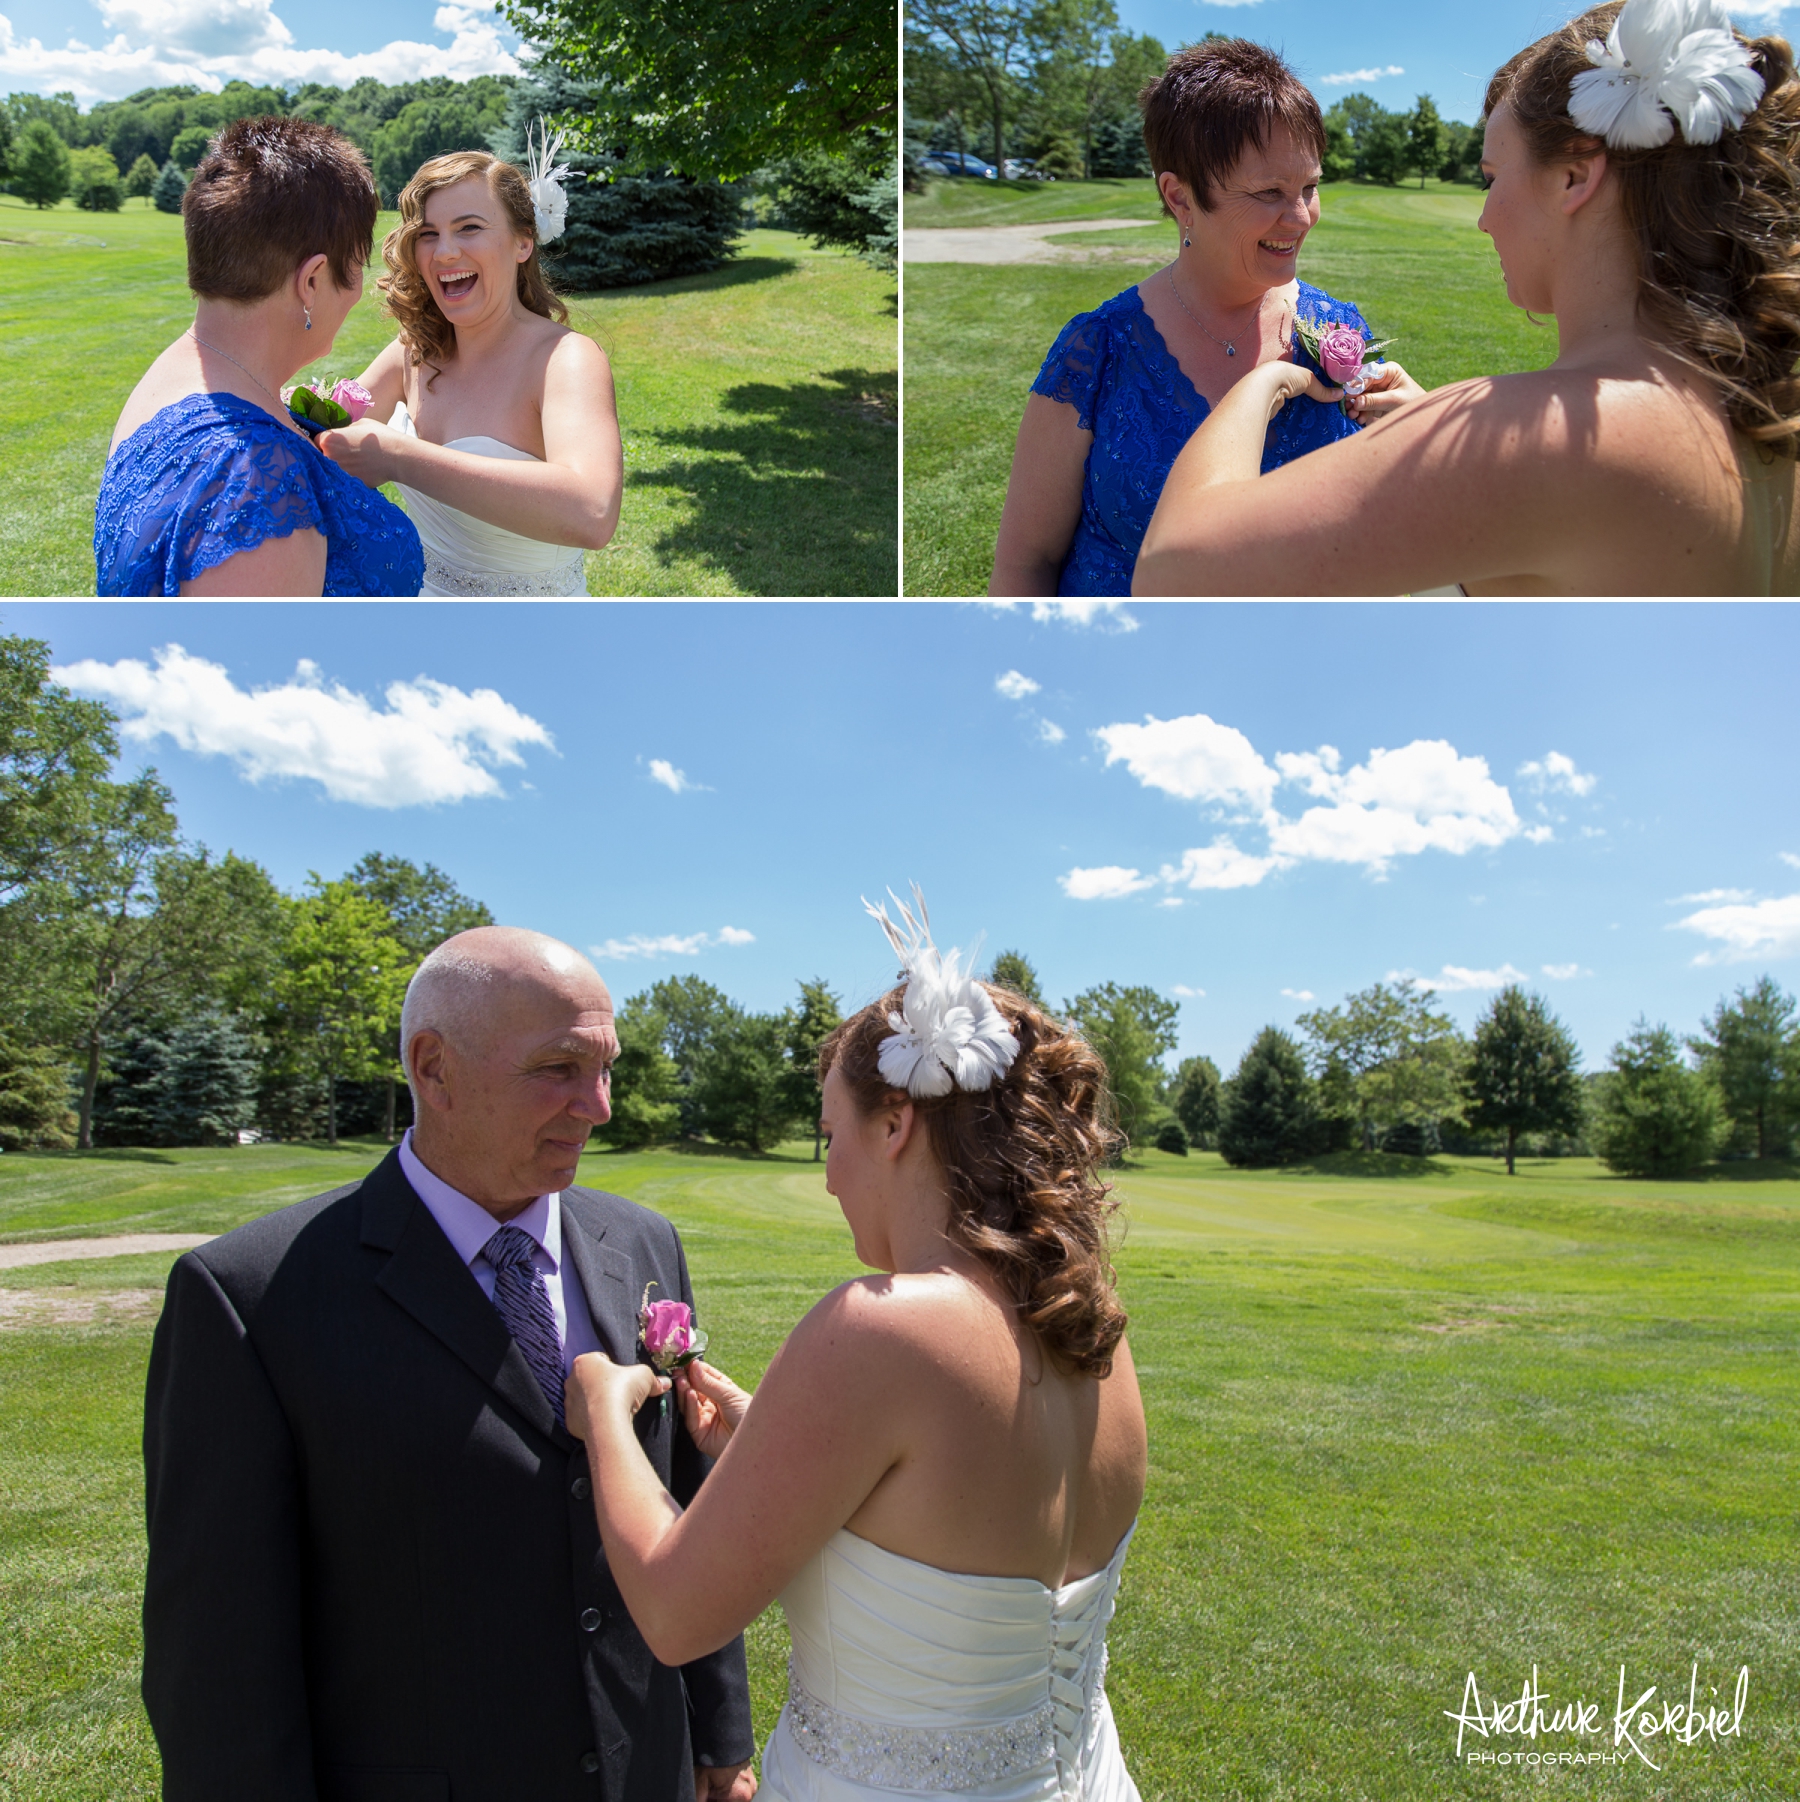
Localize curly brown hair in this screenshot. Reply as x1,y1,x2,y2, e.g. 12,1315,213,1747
1487,3,1800,452
378,150,568,390
820,986,1128,1378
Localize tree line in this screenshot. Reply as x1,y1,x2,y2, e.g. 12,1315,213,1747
904,4,1480,191
3,633,1789,1177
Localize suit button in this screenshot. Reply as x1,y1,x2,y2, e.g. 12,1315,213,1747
580,1751,601,1774
580,1607,603,1632
571,1475,591,1500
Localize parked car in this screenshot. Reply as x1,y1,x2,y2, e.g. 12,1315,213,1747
1002,158,1054,181
931,151,998,180
918,156,954,176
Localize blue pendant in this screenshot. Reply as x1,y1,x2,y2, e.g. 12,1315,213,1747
1227,345,1235,357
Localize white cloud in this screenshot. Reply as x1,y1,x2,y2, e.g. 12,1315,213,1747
1038,719,1066,745
1673,888,1756,906
1675,893,1800,964
1095,712,1278,812
1320,64,1405,86
1392,963,1531,993
1160,838,1289,890
0,0,516,103
590,926,755,962
648,758,698,794
1281,987,1315,1002
1518,750,1598,797
1524,825,1555,844
981,601,1138,631
1266,740,1520,872
1059,864,1158,900
1782,852,1800,870
53,643,549,808
1541,963,1590,980
995,669,1040,701
1172,984,1207,998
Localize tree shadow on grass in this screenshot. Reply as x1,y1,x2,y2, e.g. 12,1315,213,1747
567,254,803,302
20,1147,180,1166
633,366,898,595
1283,1150,1460,1181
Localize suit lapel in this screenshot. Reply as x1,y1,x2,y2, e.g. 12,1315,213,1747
561,1191,638,1363
361,1152,562,1441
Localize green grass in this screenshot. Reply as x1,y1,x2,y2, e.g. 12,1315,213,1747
902,176,1560,596
0,198,896,597
3,1142,1797,1798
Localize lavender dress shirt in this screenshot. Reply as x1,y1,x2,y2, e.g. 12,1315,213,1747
398,1128,602,1369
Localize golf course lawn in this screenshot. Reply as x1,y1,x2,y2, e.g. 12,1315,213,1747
0,199,897,598
3,1140,1796,1799
902,177,1558,596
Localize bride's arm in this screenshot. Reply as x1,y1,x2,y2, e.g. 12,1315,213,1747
318,333,624,550
566,1279,911,1667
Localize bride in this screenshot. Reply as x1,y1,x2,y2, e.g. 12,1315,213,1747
565,894,1148,1802
317,139,622,595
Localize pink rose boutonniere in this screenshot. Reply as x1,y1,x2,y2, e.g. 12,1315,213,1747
1292,317,1395,409
285,375,374,433
639,1283,707,1413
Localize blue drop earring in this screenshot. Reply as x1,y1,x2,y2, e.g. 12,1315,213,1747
304,306,312,331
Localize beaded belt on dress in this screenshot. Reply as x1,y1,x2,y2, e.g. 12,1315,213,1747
421,547,584,597
784,1659,1055,1791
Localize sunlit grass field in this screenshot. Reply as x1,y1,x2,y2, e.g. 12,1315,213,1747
0,197,896,597
3,1140,1796,1799
901,176,1559,595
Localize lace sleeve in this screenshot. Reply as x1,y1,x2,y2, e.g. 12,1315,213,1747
1030,308,1111,432
172,424,327,588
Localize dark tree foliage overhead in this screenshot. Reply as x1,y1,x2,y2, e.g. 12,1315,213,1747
499,0,895,180
761,129,897,271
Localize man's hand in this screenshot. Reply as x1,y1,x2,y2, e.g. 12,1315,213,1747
695,1759,756,1800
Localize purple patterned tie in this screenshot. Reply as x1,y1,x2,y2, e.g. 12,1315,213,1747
484,1224,565,1427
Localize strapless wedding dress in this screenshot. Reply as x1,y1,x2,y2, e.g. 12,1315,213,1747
760,1526,1141,1801
390,403,587,596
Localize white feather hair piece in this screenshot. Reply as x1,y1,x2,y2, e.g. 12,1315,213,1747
1568,0,1763,149
526,118,573,245
863,885,1020,1100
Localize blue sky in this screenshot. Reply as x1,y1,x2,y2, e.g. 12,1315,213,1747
8,601,1796,1078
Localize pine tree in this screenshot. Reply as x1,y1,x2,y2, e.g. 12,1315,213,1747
0,1034,76,1151
125,153,160,204
155,1011,260,1145
91,1031,169,1145
152,160,188,214
1465,986,1585,1174
988,950,1044,1005
1592,1022,1723,1177
13,120,72,209
1690,976,1797,1159
1171,1055,1220,1149
1218,1028,1315,1167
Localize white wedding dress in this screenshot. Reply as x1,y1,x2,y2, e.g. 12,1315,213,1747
759,1524,1142,1802
390,403,588,596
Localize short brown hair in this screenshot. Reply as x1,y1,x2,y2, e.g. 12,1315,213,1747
379,151,569,391
1487,3,1800,454
1141,39,1327,214
819,984,1128,1378
183,116,377,302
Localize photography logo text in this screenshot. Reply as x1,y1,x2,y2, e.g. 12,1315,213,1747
1445,1663,1749,1771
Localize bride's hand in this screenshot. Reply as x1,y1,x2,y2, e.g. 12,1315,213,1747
1257,360,1341,419
316,419,400,488
674,1359,752,1459
1347,359,1429,421
564,1351,669,1442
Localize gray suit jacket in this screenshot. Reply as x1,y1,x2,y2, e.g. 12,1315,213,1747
142,1147,754,1802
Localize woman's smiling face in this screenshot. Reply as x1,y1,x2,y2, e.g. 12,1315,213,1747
415,175,532,321
1191,121,1322,296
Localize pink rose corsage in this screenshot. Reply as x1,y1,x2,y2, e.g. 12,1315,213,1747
1292,316,1394,409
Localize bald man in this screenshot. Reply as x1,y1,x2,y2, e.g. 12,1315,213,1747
143,929,755,1802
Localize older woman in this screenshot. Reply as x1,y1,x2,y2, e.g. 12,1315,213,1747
1134,0,1800,595
95,117,423,597
989,39,1416,597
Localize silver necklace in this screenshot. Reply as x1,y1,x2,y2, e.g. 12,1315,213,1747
1165,267,1290,359
188,328,305,432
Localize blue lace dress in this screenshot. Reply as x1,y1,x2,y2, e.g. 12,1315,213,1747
95,393,424,596
1031,280,1371,597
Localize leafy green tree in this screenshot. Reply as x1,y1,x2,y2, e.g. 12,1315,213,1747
1064,981,1179,1146
598,996,682,1148
908,0,1033,175
169,124,212,170
1218,1027,1316,1167
124,151,159,203
1170,1054,1220,1149
1297,981,1465,1150
691,1011,799,1152
7,90,82,144
780,978,843,1159
1324,93,1384,173
505,0,893,179
1690,975,1797,1159
988,948,1044,1005
152,159,187,213
1153,1119,1188,1156
643,974,737,1135
1591,1021,1724,1177
1322,113,1355,182
371,97,492,205
1362,112,1410,185
68,144,123,210
760,130,897,271
1405,94,1445,187
12,119,71,208
0,1033,75,1151
0,104,13,180
1464,986,1585,1174
269,879,411,1144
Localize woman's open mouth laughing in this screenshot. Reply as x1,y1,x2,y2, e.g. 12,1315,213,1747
437,268,478,303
